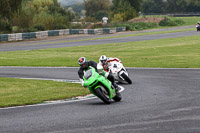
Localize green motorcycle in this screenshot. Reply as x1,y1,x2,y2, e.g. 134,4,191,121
83,67,122,104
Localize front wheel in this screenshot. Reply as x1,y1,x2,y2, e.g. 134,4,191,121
94,86,111,104
113,91,122,102
121,72,132,84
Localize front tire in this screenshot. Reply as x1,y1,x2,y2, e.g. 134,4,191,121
121,72,132,84
113,92,122,102
94,86,111,104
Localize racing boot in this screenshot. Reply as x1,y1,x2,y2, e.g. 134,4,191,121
113,82,120,94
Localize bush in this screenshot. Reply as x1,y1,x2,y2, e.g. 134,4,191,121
12,26,20,33
23,28,37,32
174,19,185,25
159,19,176,26
33,23,45,31
159,18,185,26
90,22,104,29
0,18,12,33
70,23,83,29
51,24,68,30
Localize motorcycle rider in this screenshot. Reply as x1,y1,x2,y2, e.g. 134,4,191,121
196,21,200,31
78,57,119,92
98,55,122,72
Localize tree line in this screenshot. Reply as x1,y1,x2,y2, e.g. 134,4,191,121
142,0,200,14
0,0,143,33
0,0,73,33
1,0,200,34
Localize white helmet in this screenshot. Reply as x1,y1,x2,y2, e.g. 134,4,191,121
99,55,107,65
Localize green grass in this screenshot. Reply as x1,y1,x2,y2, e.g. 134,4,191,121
0,77,89,108
108,28,195,38
141,15,200,26
0,27,194,46
173,17,200,26
0,35,200,68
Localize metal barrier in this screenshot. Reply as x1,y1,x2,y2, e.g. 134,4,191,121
0,27,126,42
48,30,59,36
22,32,36,40
70,29,79,34
88,29,95,34
103,28,110,34
0,34,8,42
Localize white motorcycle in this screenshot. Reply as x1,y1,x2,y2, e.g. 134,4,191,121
108,61,132,84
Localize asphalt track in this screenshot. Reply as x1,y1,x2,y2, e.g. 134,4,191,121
1,26,200,133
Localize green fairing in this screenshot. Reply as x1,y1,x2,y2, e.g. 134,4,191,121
83,67,116,98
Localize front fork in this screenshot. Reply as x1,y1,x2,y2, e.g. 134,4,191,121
118,70,128,80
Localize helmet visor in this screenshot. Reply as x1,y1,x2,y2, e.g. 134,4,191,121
81,62,87,67
101,60,107,65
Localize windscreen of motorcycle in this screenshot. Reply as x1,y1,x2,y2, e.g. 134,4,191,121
84,69,92,80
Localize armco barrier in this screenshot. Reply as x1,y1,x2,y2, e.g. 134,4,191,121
59,29,70,36
22,32,36,40
37,31,48,38
94,29,103,34
83,29,88,34
88,29,95,34
116,27,123,32
16,33,22,41
0,27,126,42
79,29,87,34
8,34,16,41
48,30,59,36
110,28,117,34
70,29,79,34
0,34,8,42
103,28,110,34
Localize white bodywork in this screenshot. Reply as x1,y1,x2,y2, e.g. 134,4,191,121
108,61,129,83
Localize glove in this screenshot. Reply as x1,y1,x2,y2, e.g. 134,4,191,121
98,69,106,76
99,71,103,75
80,79,84,86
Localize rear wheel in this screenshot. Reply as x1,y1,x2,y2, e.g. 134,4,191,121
121,72,132,84
94,86,111,104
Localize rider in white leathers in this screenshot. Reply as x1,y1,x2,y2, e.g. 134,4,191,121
98,55,122,72
98,55,132,84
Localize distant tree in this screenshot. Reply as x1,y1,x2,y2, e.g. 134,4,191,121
0,0,23,33
142,0,200,14
142,0,167,13
84,0,111,21
13,0,70,31
64,3,84,19
67,2,84,15
111,0,138,22
0,0,22,19
166,0,187,13
184,0,200,12
126,0,143,12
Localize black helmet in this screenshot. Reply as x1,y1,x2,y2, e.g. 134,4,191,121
78,57,88,68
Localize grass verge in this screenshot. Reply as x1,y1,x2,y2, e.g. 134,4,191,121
173,17,200,26
0,25,195,46
0,35,199,68
0,77,89,108
140,16,199,26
